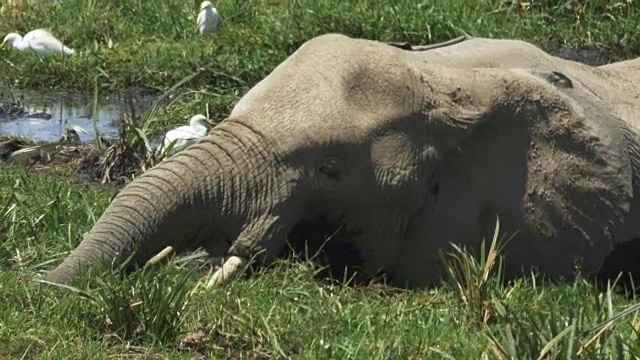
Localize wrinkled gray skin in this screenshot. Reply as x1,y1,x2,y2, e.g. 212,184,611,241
45,34,640,288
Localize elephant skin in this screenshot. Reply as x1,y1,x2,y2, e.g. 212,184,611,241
44,33,640,289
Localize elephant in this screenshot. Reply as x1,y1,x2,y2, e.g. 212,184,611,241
43,33,640,289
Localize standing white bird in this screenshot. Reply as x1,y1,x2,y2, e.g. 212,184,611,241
1,29,74,56
197,1,220,35
159,114,215,155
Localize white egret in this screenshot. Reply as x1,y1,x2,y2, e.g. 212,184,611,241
1,29,74,56
197,1,220,35
159,114,215,155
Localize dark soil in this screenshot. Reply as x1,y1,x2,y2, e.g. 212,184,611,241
0,95,27,119
0,135,151,188
539,39,613,66
24,112,53,120
0,137,28,159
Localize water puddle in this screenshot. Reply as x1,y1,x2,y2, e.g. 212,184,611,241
0,85,155,143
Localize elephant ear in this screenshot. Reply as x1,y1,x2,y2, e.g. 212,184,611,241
420,66,635,278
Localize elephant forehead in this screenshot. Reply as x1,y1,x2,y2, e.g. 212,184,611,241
230,36,425,147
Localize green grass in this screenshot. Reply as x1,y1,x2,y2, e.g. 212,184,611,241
2,166,640,359
2,0,640,358
1,0,638,92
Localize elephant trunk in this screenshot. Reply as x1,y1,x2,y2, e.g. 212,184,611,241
45,168,200,284
45,120,293,285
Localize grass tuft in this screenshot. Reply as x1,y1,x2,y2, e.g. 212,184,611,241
38,266,195,345
440,216,514,326
486,283,640,359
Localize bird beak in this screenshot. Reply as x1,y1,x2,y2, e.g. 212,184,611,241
206,120,216,127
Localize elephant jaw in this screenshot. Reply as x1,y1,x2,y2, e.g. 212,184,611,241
227,209,302,271
149,210,295,288
206,185,306,287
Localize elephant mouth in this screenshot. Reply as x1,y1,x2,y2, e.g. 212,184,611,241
598,238,640,295
280,212,378,285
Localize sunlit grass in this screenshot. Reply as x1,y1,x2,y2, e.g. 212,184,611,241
0,166,639,358
1,0,638,94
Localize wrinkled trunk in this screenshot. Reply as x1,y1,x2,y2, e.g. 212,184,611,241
45,120,300,285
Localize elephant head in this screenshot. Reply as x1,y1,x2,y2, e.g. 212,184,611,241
45,33,638,288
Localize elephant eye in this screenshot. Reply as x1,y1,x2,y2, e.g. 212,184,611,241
540,70,573,89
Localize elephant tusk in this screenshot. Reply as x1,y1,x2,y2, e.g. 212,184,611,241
145,246,175,266
204,255,248,288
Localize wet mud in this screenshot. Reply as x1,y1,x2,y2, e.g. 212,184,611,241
0,94,27,119
0,133,157,188
539,39,613,66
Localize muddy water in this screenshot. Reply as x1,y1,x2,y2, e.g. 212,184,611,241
0,86,155,143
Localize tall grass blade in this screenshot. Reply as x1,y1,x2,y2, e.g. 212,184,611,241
91,75,103,148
